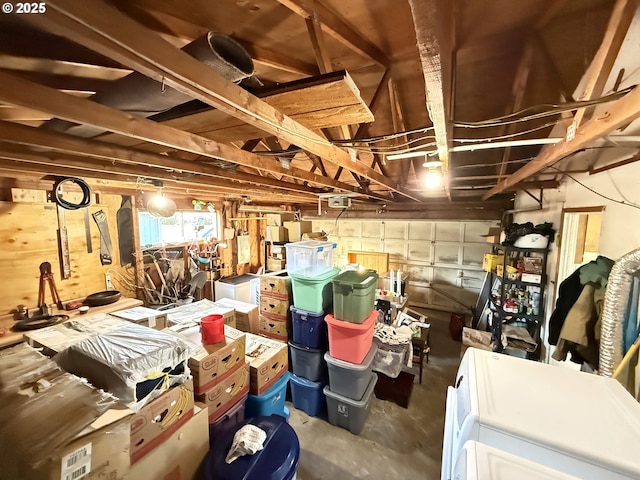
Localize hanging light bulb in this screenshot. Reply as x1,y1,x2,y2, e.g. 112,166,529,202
424,167,442,189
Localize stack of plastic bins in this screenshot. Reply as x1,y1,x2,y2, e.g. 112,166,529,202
289,307,329,417
290,267,340,315
246,372,290,419
331,270,378,324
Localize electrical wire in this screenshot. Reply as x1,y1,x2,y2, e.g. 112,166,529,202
53,177,91,210
452,120,564,143
548,166,640,211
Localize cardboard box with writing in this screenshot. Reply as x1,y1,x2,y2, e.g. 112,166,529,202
0,349,133,480
215,298,259,334
196,362,250,421
482,253,504,273
284,220,313,242
259,314,289,342
266,212,296,226
129,404,209,480
130,379,195,463
260,271,292,300
245,333,288,395
267,226,289,242
169,324,246,395
110,306,168,330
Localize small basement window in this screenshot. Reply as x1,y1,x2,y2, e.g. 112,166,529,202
139,211,219,246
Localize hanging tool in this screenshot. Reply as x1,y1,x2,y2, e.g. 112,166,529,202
92,209,113,265
56,205,71,279
83,208,93,253
38,261,63,310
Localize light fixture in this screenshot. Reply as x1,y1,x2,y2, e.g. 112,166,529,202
422,159,443,169
424,168,442,189
147,191,177,217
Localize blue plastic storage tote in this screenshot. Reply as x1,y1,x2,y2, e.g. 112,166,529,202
209,394,247,449
246,372,289,418
290,373,326,417
204,415,299,480
291,305,328,349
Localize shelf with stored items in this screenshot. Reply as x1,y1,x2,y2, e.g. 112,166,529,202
487,243,549,359
263,240,288,274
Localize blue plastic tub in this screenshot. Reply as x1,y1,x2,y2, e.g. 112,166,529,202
246,372,290,418
290,373,326,417
209,394,248,449
291,305,328,349
204,415,300,480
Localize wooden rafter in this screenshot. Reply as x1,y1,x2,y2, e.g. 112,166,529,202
275,0,389,67
0,54,130,80
0,71,374,197
532,34,575,102
0,121,322,196
29,1,417,201
408,0,453,200
572,0,638,128
497,41,534,180
484,85,640,198
306,12,333,75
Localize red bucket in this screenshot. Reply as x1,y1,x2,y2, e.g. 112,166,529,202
201,314,225,344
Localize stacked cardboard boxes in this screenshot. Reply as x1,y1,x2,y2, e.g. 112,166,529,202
259,271,293,341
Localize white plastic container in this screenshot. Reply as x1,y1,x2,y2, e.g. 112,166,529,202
214,274,259,303
284,241,337,277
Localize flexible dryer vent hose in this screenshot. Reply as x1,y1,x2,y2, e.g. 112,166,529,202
599,248,640,377
44,32,254,137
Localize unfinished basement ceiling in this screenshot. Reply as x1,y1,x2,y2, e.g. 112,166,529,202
0,0,623,212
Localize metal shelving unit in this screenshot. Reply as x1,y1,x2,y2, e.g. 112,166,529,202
489,243,549,359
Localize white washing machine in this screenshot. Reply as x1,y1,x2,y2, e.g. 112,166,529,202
442,348,640,480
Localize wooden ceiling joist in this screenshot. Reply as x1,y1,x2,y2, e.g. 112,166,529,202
484,84,640,198
0,120,321,196
0,54,131,80
408,0,453,200
32,0,416,201
275,0,389,67
571,0,638,128
0,71,369,196
0,146,317,202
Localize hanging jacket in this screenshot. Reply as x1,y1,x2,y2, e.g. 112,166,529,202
549,269,584,346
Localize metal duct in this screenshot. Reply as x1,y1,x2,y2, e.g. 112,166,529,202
45,32,254,138
599,248,640,377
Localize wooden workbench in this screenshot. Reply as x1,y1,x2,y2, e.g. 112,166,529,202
0,296,143,349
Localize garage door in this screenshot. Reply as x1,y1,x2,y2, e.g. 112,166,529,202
309,219,499,312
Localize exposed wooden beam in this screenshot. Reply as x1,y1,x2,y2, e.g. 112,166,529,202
503,180,560,192
484,85,640,198
306,12,333,75
532,34,575,102
0,146,316,202
497,41,534,180
0,54,130,80
237,41,319,77
534,0,570,29
274,0,389,67
0,120,321,196
354,69,391,140
30,1,416,200
0,71,367,196
408,0,453,200
387,77,412,188
572,0,638,128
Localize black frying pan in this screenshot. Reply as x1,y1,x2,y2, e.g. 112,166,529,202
83,290,121,307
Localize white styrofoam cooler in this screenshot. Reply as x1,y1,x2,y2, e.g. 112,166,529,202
214,273,259,304
442,348,640,480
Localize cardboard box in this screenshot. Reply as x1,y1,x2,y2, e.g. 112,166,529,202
481,227,502,244
283,220,313,241
130,380,195,463
266,212,296,226
267,258,287,272
482,253,504,273
129,405,209,480
165,299,236,328
271,245,286,256
0,361,133,480
23,314,129,355
521,273,542,284
259,314,289,341
110,306,167,330
267,226,289,242
196,362,250,421
259,295,290,319
245,333,288,395
260,271,292,299
215,298,259,334
168,324,246,395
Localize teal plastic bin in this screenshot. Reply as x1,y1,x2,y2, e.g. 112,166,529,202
290,267,340,314
332,270,378,323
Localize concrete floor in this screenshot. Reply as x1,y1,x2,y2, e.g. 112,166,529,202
289,309,461,480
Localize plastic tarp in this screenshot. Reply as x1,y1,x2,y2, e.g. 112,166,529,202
55,322,193,410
